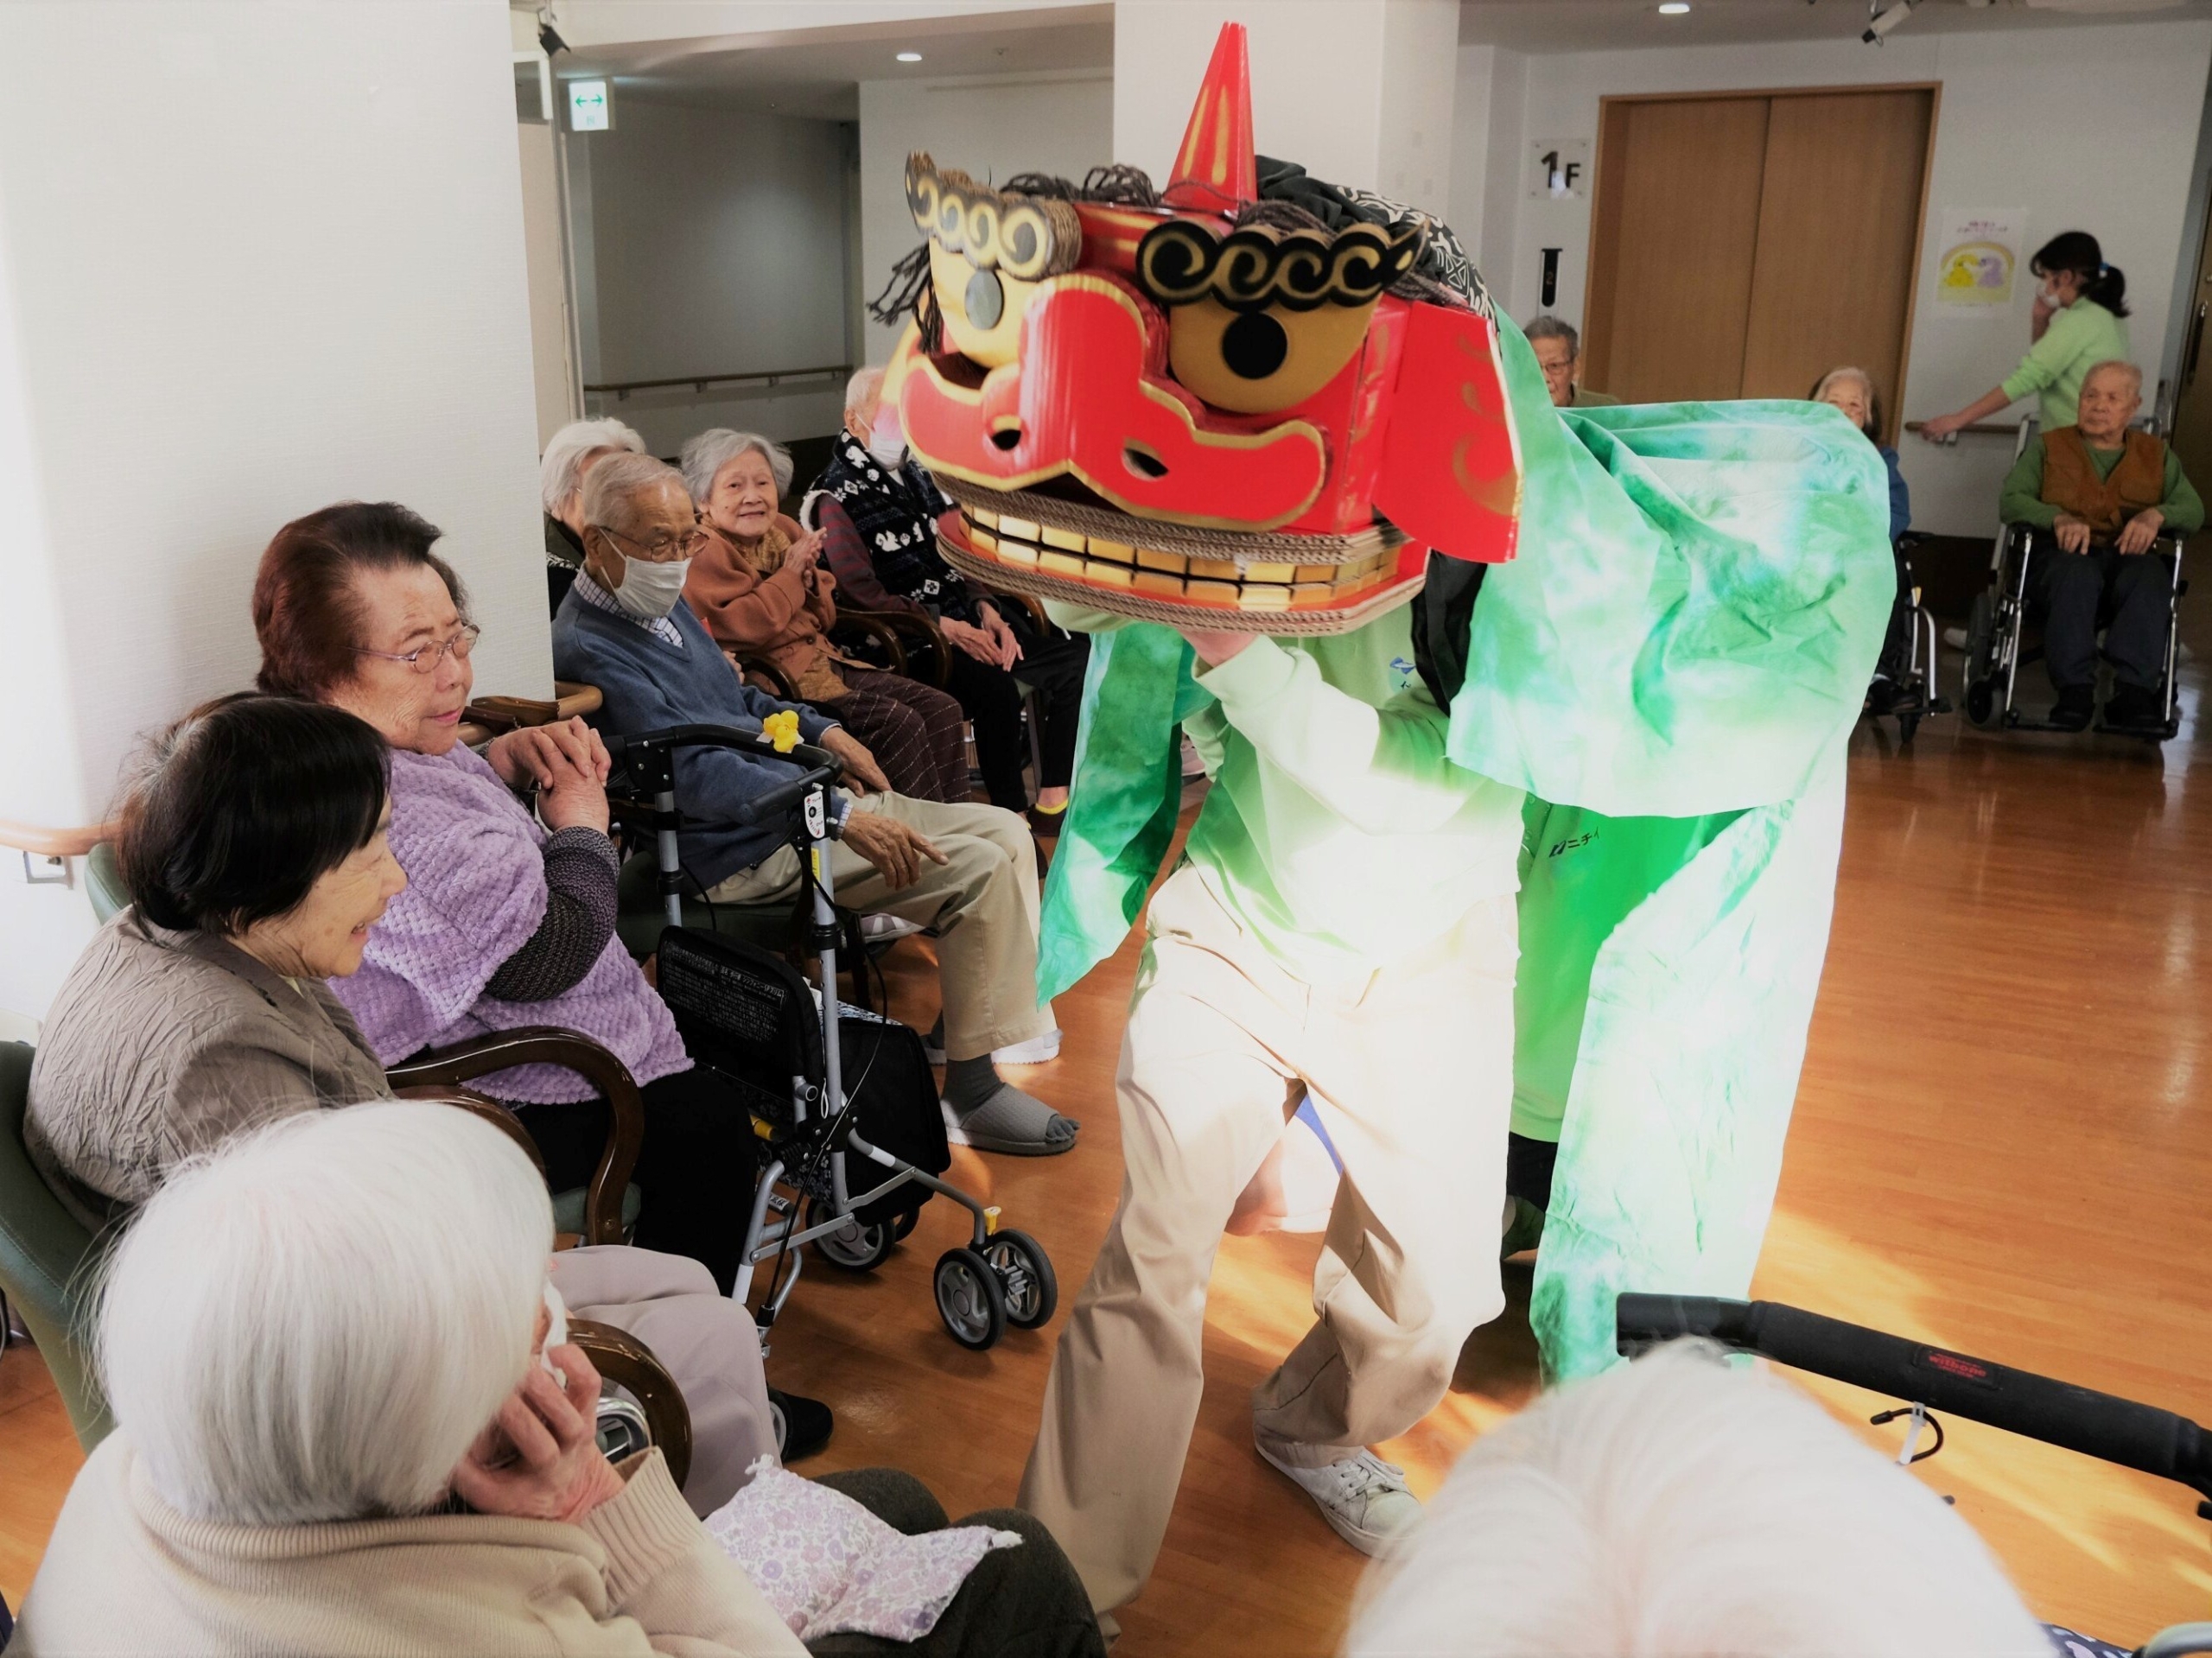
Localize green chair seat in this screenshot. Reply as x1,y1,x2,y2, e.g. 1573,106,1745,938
0,1041,112,1450
552,1180,643,1240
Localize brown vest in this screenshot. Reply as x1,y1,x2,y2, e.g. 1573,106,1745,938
2039,426,2167,539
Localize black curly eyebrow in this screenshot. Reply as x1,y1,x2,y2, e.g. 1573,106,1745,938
1134,218,1427,314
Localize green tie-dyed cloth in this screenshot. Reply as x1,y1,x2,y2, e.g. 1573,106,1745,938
1038,318,1893,1380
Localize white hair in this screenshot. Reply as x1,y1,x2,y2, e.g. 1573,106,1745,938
582,449,685,536
1344,1343,2050,1658
540,416,645,515
679,429,791,505
845,365,887,417
2082,358,2143,396
96,1102,551,1527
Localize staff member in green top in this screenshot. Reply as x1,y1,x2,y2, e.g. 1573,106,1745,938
1997,359,2200,732
1921,231,2131,441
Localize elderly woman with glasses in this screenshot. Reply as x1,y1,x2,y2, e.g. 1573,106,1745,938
251,501,774,1305
678,429,971,804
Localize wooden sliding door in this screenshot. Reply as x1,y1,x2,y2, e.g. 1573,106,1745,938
1583,84,1937,441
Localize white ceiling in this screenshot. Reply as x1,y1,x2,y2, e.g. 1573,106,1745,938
546,0,2212,119
550,7,1113,122
1458,0,2212,54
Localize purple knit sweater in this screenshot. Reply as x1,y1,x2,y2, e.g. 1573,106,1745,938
333,743,689,1104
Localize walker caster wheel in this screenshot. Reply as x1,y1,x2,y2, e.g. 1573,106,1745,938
891,1208,920,1242
934,1247,1007,1350
982,1229,1058,1330
809,1201,895,1272
1897,712,1921,745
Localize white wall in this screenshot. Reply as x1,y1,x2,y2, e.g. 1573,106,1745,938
1111,0,1456,207
0,0,550,1025
857,70,1114,365
566,98,851,454
1455,20,2212,534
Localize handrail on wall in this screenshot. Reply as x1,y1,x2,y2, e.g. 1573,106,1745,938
585,363,853,402
0,820,116,859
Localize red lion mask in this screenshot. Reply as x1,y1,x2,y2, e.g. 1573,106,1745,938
884,22,1522,635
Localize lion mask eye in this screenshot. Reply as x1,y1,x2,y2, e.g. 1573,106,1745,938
906,152,1079,369
1135,217,1426,414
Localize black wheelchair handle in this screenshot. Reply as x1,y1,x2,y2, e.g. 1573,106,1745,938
601,722,842,778
1617,1294,2212,1499
728,763,842,829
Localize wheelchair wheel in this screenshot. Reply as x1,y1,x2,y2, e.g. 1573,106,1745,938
1963,679,1998,727
982,1229,1058,1330
934,1247,1007,1350
808,1201,896,1272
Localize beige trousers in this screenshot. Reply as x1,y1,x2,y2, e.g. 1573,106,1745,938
1018,867,1516,1613
706,791,1051,1059
546,1244,777,1517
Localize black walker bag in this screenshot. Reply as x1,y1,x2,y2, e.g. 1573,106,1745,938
652,925,947,1227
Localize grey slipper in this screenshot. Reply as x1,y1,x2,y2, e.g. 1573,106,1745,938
941,1084,1079,1156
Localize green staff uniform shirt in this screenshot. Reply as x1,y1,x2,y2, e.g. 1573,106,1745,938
1997,433,2204,534
2000,299,2132,435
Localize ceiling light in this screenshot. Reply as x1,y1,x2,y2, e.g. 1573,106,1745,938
896,51,923,62
1657,3,1690,12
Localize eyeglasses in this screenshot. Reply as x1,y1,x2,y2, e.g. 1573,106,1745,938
356,623,481,675
596,520,710,562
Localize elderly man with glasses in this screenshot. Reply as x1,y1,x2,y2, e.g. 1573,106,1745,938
554,453,1077,1157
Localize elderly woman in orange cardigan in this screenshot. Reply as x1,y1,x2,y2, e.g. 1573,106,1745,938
679,429,970,803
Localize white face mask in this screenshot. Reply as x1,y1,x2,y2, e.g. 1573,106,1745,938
866,414,908,470
607,549,691,619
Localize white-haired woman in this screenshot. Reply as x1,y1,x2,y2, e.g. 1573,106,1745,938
20,1102,807,1654
543,417,649,613
1343,1343,2056,1658
21,1103,1107,1657
681,428,970,804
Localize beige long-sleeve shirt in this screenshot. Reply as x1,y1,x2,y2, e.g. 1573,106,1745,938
17,1438,806,1656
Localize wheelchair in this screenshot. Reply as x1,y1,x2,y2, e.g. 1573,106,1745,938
1865,531,1950,744
1619,1294,2212,1658
1960,519,2187,740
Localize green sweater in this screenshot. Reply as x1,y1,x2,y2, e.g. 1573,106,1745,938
1999,299,2131,434
1051,604,1525,979
1997,435,2203,534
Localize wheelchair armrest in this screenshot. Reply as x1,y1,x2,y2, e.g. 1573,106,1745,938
387,1028,644,1247
390,1084,550,1181
842,608,950,689
569,1318,692,1491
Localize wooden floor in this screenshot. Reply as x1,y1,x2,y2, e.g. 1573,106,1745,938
3,613,2209,1649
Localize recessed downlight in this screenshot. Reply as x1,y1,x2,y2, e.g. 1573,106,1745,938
896,51,923,62
1658,3,1690,11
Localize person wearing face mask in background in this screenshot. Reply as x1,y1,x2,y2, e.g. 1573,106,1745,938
557,453,1077,1154
806,367,1090,833
1920,231,2132,443
679,429,971,804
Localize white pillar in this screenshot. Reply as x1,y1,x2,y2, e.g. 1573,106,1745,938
0,0,550,1025
1112,1,1459,211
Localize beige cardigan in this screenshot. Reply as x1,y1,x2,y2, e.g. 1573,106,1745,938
26,911,390,1233
17,1436,805,1656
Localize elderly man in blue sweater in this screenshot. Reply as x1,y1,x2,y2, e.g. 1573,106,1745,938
554,453,1073,1156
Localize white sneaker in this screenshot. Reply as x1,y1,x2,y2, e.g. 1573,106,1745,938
1254,1434,1421,1555
922,1026,1063,1065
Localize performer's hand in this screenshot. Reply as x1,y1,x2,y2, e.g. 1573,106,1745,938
1177,628,1255,669
2116,509,2164,556
2053,513,2093,556
1917,412,1964,443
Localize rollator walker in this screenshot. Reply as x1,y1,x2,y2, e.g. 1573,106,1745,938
605,723,1056,1352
